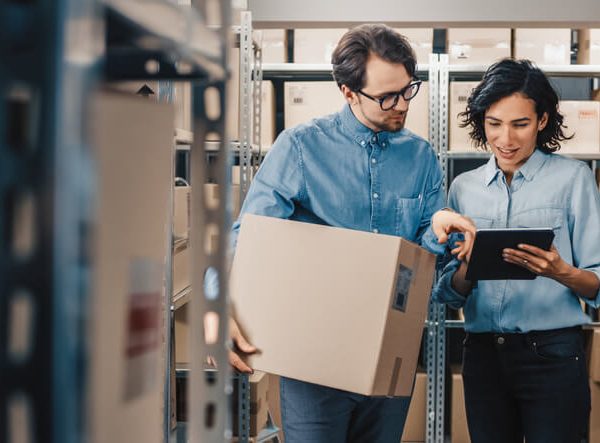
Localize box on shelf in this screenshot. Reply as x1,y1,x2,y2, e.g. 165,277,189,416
233,371,270,437
591,379,600,443
172,239,190,298
174,304,189,365
577,29,600,65
558,100,600,154
89,91,173,443
251,80,276,150
257,29,287,63
449,81,480,152
589,328,600,382
406,81,429,140
173,186,190,241
206,48,240,141
230,214,436,396
447,29,511,65
401,372,427,442
284,81,346,128
451,373,471,443
514,29,571,65
394,28,434,66
293,28,348,64
174,81,192,132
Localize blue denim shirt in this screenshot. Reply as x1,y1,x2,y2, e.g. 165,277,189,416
433,149,600,333
231,104,446,254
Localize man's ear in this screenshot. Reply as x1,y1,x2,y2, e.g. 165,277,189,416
340,84,357,105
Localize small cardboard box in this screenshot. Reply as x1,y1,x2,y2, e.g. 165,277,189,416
231,214,436,396
590,379,600,443
406,81,429,141
449,81,480,152
258,29,287,63
233,371,270,437
293,29,347,64
514,29,571,65
451,373,471,443
173,186,190,241
589,329,600,383
447,29,511,65
284,81,346,128
401,372,427,442
577,29,600,65
395,29,434,66
558,100,600,154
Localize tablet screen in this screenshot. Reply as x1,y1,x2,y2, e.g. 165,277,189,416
465,228,555,281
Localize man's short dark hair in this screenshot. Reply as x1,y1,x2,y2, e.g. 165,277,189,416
331,24,416,92
460,58,572,153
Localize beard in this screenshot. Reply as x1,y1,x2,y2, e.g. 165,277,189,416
365,112,407,133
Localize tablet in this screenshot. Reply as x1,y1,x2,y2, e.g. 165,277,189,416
465,228,555,281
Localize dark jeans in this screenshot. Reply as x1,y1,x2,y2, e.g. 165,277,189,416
462,326,590,443
280,376,411,443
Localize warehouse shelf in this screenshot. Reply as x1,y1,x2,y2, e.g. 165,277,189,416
104,0,225,81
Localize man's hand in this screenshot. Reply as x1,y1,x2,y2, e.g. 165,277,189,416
431,209,476,261
229,317,257,373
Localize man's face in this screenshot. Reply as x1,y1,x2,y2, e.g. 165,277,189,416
346,54,413,133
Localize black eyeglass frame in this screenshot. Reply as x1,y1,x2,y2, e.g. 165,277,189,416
357,79,423,111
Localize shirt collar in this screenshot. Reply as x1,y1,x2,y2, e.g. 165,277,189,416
484,148,548,186
339,104,391,148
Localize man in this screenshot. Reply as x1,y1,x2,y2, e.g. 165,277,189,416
228,24,474,442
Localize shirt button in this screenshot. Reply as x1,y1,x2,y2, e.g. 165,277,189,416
373,193,379,199
371,158,377,164
360,140,366,146
381,142,387,147
497,336,505,345
372,136,377,142
373,228,379,233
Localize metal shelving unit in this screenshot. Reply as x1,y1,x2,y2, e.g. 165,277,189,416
0,1,231,442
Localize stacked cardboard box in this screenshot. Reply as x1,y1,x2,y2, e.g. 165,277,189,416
401,372,427,442
558,101,600,154
451,372,471,443
230,214,436,396
514,29,572,65
447,29,511,65
449,81,480,152
590,329,600,443
578,29,600,65
284,81,346,128
395,29,434,66
294,29,347,64
258,29,287,63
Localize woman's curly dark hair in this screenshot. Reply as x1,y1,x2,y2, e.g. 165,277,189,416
459,59,572,153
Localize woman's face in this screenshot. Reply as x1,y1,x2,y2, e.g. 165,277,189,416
484,93,548,176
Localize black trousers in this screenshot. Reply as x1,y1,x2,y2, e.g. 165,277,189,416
462,327,590,443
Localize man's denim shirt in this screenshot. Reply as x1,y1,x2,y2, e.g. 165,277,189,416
231,104,446,254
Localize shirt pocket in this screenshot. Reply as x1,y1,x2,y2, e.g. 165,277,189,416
395,196,422,239
511,207,563,233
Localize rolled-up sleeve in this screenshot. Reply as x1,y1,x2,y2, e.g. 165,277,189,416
569,164,600,308
417,150,446,255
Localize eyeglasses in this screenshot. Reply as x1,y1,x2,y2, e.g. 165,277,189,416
357,80,422,111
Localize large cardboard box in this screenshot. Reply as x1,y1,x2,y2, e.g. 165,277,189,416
230,214,436,396
406,81,429,140
447,29,511,65
514,29,571,65
173,185,190,241
395,29,434,66
558,101,600,154
401,372,427,442
590,329,600,382
577,29,600,65
89,91,173,443
451,373,471,443
449,81,480,152
284,81,346,128
258,29,287,63
293,29,347,64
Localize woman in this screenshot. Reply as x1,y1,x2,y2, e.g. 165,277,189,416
433,59,600,443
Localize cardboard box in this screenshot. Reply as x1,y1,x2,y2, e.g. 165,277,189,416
590,329,600,382
258,29,287,63
206,48,240,141
230,214,436,396
233,371,270,436
449,81,480,152
89,91,173,443
284,81,346,128
172,240,190,298
401,372,427,442
293,29,348,64
266,374,284,441
514,29,571,65
451,373,471,443
558,101,600,154
591,379,600,443
447,29,511,65
577,29,600,65
394,28,434,66
174,81,192,132
406,81,429,140
173,186,190,241
251,80,276,150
